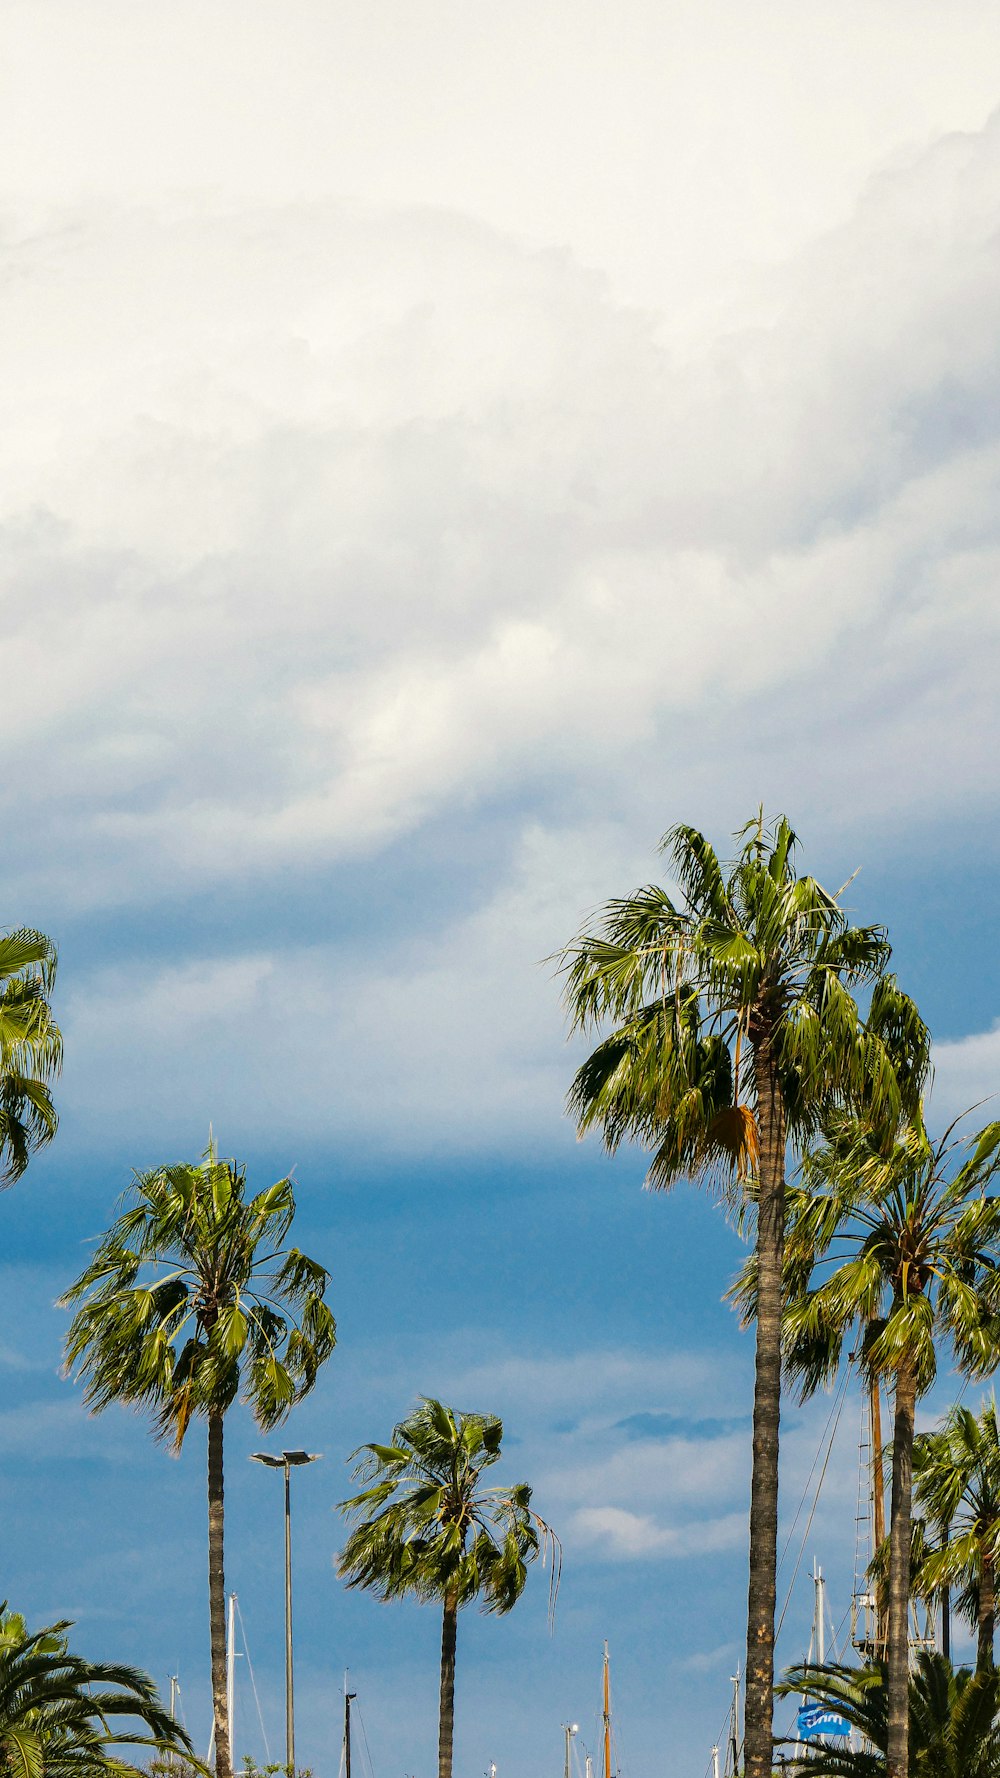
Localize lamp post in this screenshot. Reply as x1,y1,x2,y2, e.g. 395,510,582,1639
563,1723,579,1778
250,1450,321,1773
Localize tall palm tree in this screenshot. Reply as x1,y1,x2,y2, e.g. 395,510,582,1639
558,814,927,1778
337,1397,558,1778
0,1604,195,1778
63,1145,337,1778
915,1401,1000,1674
776,1651,1000,1778
0,927,61,1183
769,1113,1000,1778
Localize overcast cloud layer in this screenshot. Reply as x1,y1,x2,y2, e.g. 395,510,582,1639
1,108,997,1146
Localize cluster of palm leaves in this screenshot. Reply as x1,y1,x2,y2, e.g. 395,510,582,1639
558,812,1000,1778
0,1606,194,1778
776,1651,1000,1778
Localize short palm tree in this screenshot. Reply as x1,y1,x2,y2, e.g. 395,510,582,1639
770,1113,1000,1778
0,1604,195,1778
777,1651,1000,1778
558,813,926,1778
63,1145,337,1778
337,1398,558,1778
0,927,61,1183
914,1401,1000,1674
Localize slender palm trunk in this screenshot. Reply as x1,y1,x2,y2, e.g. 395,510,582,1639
743,1035,786,1778
208,1408,232,1778
887,1358,917,1778
940,1581,950,1664
437,1587,458,1778
978,1555,996,1673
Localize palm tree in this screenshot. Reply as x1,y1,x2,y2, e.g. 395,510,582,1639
0,927,61,1183
0,1604,195,1778
63,1145,337,1778
336,1397,558,1778
770,1113,1000,1778
776,1651,1000,1778
558,813,927,1778
914,1401,1000,1674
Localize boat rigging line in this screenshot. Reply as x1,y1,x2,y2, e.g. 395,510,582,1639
775,1366,852,1638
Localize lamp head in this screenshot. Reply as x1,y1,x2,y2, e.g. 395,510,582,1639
250,1450,322,1467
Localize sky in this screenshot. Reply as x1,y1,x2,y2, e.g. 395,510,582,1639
3,2,1000,1774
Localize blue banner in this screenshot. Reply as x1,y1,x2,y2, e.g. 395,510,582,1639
797,1703,851,1740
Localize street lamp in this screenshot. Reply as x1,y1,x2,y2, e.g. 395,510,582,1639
250,1450,322,1773
563,1723,579,1778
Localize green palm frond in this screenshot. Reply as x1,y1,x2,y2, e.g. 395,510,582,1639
0,926,61,1184
63,1145,336,1444
337,1397,559,1620
0,1607,195,1778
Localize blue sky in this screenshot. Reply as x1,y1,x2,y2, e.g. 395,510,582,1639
3,3,1000,1774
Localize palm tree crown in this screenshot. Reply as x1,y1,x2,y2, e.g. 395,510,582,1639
0,927,61,1183
560,816,923,1186
338,1398,557,1778
775,1115,1000,1397
915,1400,1000,1673
0,1605,194,1778
559,813,927,1778
62,1145,336,1442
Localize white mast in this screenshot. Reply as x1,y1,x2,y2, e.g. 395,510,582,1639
712,1747,720,1778
168,1677,179,1767
226,1592,237,1750
811,1559,826,1666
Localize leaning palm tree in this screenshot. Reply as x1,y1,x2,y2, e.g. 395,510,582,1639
558,813,927,1778
63,1145,337,1778
777,1651,1000,1778
337,1398,558,1778
767,1112,1000,1778
914,1400,1000,1674
0,1604,195,1778
0,926,61,1183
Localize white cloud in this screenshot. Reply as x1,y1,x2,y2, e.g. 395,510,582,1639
571,1504,747,1560
930,1024,1000,1124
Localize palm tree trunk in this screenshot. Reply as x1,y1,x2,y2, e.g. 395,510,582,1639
940,1580,950,1664
743,1037,786,1778
887,1357,916,1778
208,1408,232,1778
978,1555,996,1672
437,1587,458,1778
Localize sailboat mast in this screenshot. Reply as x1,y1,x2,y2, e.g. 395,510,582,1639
811,1559,826,1666
602,1642,612,1778
226,1593,237,1752
344,1674,356,1778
